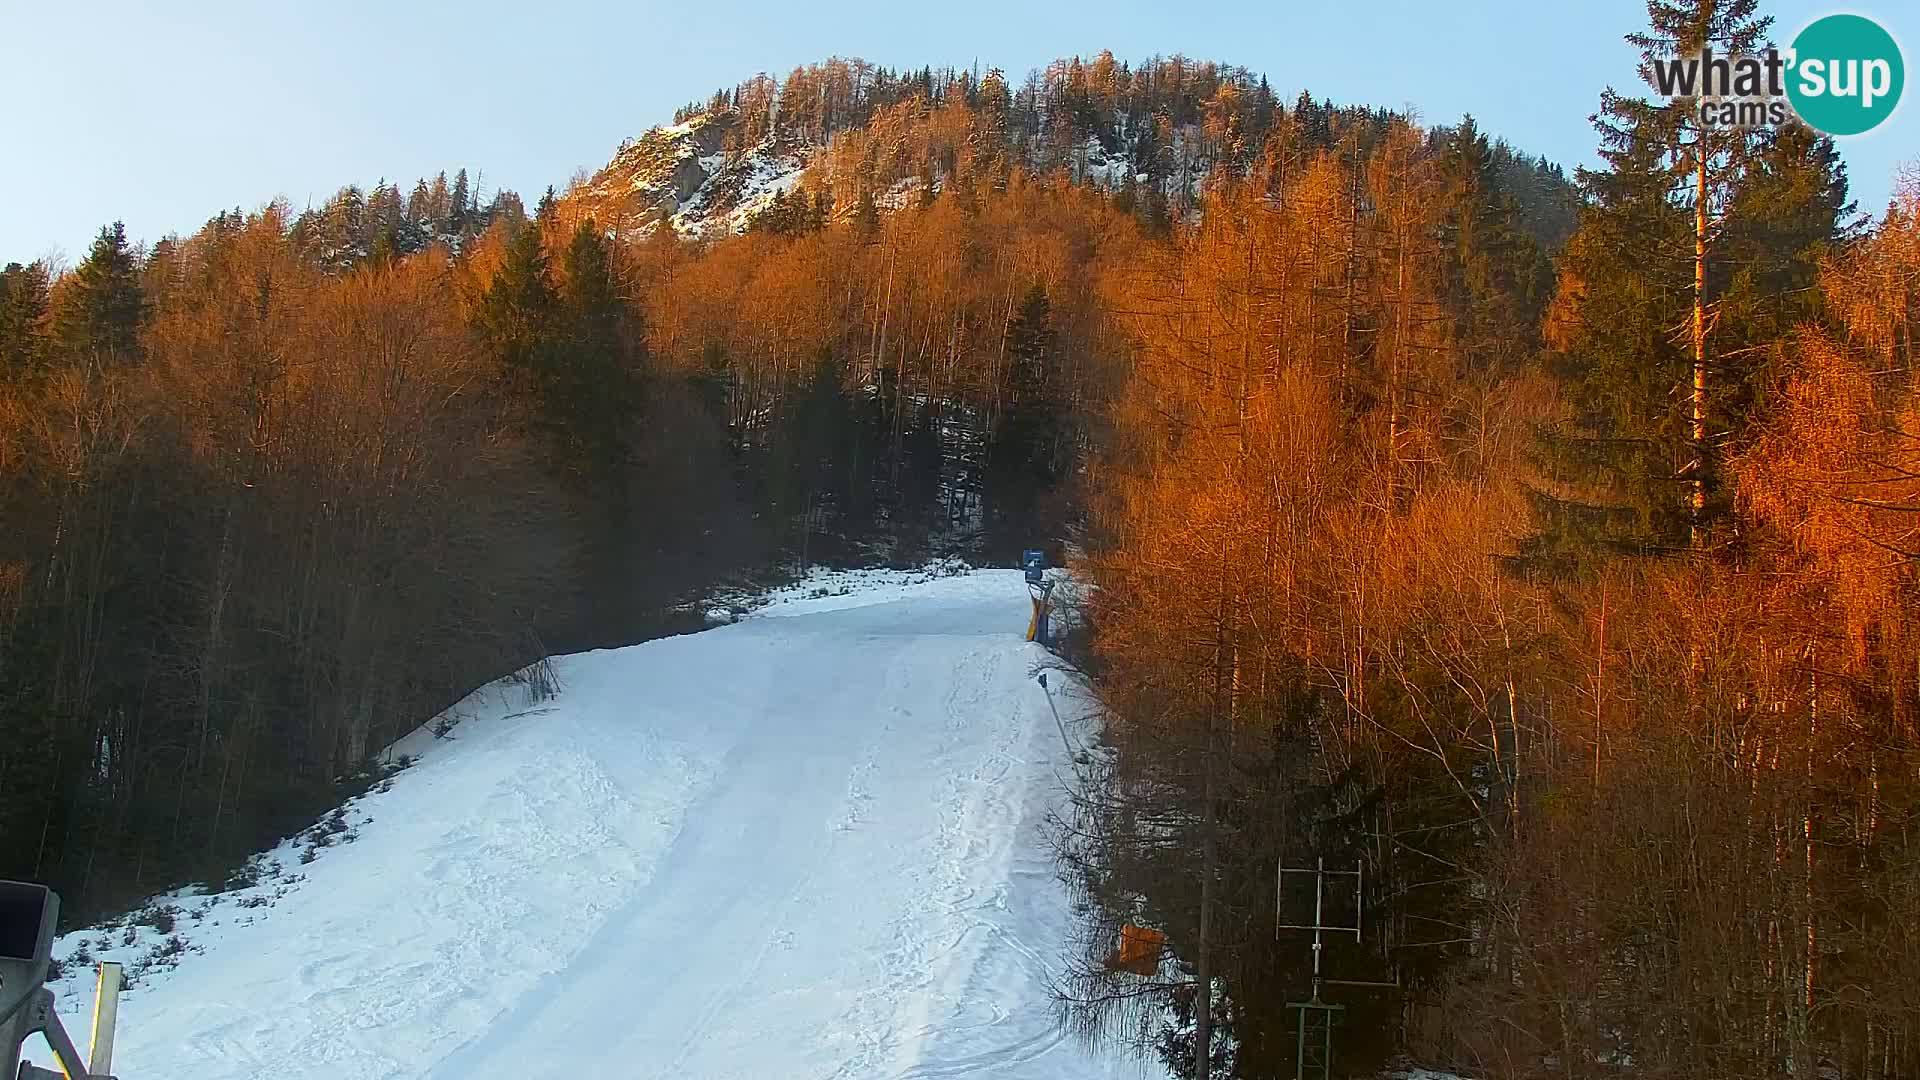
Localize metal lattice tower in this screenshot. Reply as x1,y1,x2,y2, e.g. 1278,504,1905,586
1275,857,1371,1080
1288,998,1339,1080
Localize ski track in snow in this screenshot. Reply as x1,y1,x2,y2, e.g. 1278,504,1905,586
32,569,1159,1080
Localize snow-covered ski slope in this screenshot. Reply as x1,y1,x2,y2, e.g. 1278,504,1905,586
37,568,1158,1080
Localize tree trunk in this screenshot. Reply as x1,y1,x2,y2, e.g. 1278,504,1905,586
1691,147,1708,549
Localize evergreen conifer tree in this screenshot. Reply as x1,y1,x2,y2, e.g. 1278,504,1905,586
53,222,145,366
477,218,559,393
1526,0,1849,570
0,261,51,379
449,168,472,235
557,217,635,466
984,285,1062,557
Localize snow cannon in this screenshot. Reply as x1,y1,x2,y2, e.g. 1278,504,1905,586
1022,550,1054,645
2,880,124,1080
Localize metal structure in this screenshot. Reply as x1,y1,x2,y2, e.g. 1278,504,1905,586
1274,858,1396,1080
2,881,123,1080
1021,549,1046,585
1022,549,1054,645
1034,672,1079,757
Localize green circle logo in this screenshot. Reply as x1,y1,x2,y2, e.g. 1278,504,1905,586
1786,14,1904,136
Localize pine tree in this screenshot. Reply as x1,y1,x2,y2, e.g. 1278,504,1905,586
408,178,433,224
477,218,559,391
769,355,857,565
1437,116,1551,375
757,188,805,236
1006,284,1054,395
1251,76,1276,138
305,185,368,271
0,261,51,379
1527,0,1847,568
487,191,528,230
1293,90,1332,148
483,214,637,467
366,181,401,237
984,284,1062,558
428,171,453,234
141,234,184,316
980,68,1011,113
557,217,636,465
53,222,145,366
1713,120,1854,426
558,217,648,632
449,168,472,235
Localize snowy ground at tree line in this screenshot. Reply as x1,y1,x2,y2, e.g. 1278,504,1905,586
26,566,1169,1079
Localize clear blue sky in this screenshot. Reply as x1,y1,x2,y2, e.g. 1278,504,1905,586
3,0,1913,261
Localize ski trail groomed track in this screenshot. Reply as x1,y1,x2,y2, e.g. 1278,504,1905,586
43,569,1154,1080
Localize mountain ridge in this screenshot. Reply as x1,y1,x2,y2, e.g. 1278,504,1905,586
562,53,1575,243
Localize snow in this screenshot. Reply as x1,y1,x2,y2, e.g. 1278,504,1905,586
875,175,925,213
28,568,1156,1080
717,160,806,233
707,560,976,622
669,144,810,237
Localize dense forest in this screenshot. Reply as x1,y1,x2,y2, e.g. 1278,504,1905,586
1052,3,1913,1078
4,0,1918,1075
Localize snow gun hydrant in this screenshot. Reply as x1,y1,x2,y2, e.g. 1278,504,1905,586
2,880,124,1080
